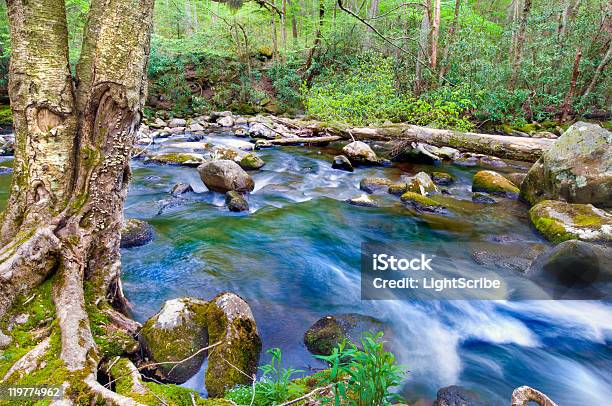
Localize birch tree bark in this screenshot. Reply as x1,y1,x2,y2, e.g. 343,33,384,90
0,0,155,403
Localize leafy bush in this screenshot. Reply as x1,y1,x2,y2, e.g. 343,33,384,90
316,333,405,406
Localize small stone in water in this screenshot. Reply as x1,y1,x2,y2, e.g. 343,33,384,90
331,155,353,172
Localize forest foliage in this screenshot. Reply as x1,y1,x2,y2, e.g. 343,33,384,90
0,0,610,128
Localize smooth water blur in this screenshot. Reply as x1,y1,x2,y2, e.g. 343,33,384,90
1,133,610,405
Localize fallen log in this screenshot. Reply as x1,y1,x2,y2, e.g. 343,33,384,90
256,135,343,147
289,120,554,162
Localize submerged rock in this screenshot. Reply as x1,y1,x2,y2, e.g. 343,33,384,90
225,191,249,212
405,172,438,195
342,141,379,165
239,153,265,170
347,194,378,207
528,240,612,299
434,385,483,406
400,192,446,213
198,160,255,193
304,314,383,356
145,152,206,167
472,170,519,197
332,155,354,172
360,177,393,194
472,192,496,204
170,183,193,197
529,200,612,243
120,219,154,248
521,122,612,207
432,171,454,186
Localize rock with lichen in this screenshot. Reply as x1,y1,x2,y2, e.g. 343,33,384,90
120,219,154,248
521,122,612,207
529,200,612,243
432,172,454,186
304,314,383,356
472,170,519,197
225,191,249,212
145,152,206,167
405,172,438,195
239,153,265,170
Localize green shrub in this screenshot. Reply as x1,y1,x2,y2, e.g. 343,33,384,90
316,332,405,406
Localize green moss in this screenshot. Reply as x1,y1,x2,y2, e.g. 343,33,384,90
0,105,12,124
304,318,345,356
529,214,575,243
472,170,519,196
400,192,444,208
147,153,204,166
239,154,265,170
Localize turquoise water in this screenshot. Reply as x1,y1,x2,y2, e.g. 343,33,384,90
1,133,611,404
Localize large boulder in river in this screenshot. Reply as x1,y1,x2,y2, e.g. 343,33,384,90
472,170,519,198
120,219,154,248
521,122,612,207
434,386,483,406
198,160,255,193
140,297,209,383
527,240,612,299
304,314,383,356
529,200,612,243
342,141,379,165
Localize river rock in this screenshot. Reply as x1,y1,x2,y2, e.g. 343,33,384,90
505,172,527,187
342,141,379,165
360,177,393,194
140,297,209,383
529,200,612,243
210,111,232,121
0,137,14,156
521,122,612,207
239,154,265,170
472,192,496,204
472,170,519,197
400,192,446,213
168,118,186,128
151,117,167,128
205,292,262,397
388,183,407,195
347,194,378,207
249,122,275,139
405,172,438,195
145,152,206,167
393,142,441,164
170,183,193,197
187,122,205,132
527,240,612,299
0,330,12,349
434,385,483,406
332,155,354,172
225,191,249,212
218,116,234,127
304,314,383,356
120,218,154,248
431,171,454,186
198,160,255,193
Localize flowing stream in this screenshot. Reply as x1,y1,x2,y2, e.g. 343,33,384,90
0,129,610,405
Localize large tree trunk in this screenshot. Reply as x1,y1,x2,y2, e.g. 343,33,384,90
0,0,154,403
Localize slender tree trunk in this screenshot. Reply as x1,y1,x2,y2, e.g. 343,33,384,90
561,46,582,122
364,0,380,49
303,0,325,79
272,5,279,62
430,0,441,72
582,41,612,100
439,0,461,83
414,1,431,95
1,0,154,402
509,0,532,90
281,0,287,61
509,0,520,62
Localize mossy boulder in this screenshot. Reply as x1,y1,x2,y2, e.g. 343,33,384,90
198,160,255,193
521,122,612,207
225,191,249,212
140,297,210,384
400,192,446,213
304,314,383,356
145,152,206,167
472,170,519,197
342,141,380,166
405,172,438,195
432,172,454,186
434,385,483,406
239,153,265,171
529,200,612,243
388,183,407,195
120,219,154,248
205,293,261,397
527,240,612,299
359,177,393,194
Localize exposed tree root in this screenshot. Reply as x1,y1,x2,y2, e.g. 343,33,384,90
1,336,51,382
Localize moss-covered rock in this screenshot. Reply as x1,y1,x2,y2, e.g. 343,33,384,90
120,218,154,248
140,297,210,384
304,314,383,356
400,192,446,213
529,200,612,243
360,177,393,194
239,153,265,170
145,152,206,167
521,122,612,207
405,172,438,195
225,191,249,212
388,183,408,195
432,172,454,186
472,170,519,197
